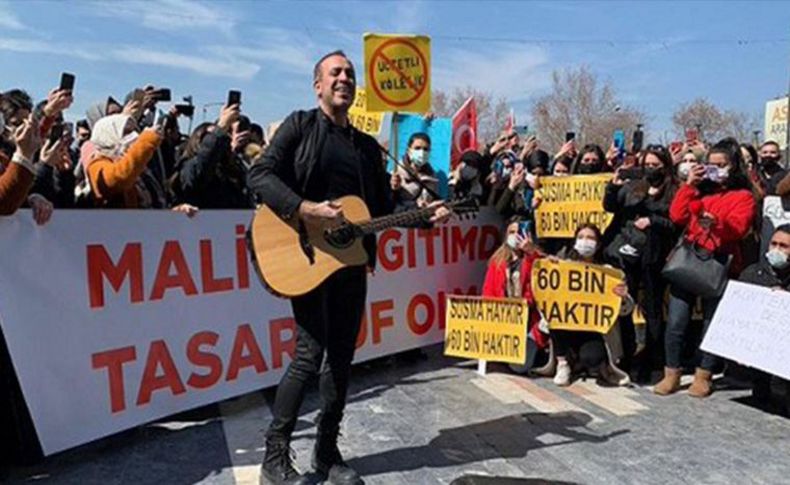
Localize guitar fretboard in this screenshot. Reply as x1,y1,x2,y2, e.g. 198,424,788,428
357,208,435,235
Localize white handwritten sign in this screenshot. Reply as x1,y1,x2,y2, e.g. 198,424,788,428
701,281,790,380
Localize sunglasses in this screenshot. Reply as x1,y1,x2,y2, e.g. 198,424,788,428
646,144,667,152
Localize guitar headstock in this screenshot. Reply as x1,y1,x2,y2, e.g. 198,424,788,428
448,197,479,220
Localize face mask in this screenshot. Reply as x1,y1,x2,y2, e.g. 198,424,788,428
409,148,428,167
574,238,597,258
677,161,692,179
645,167,665,186
501,167,512,179
766,248,789,270
577,163,599,175
761,156,780,166
460,165,479,181
714,166,729,183
119,131,139,155
506,234,519,250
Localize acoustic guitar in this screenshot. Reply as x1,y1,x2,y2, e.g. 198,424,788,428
248,196,478,297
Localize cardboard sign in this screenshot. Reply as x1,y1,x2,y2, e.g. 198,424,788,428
348,87,384,136
364,33,431,113
764,97,788,149
392,113,451,198
535,174,614,238
531,259,624,334
444,295,528,364
702,281,790,380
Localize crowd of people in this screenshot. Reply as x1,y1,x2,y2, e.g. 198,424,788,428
1,79,789,414
477,126,790,407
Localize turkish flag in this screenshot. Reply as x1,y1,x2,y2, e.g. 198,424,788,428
451,97,478,169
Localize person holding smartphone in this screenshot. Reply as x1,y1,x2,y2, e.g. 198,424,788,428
655,138,756,398
603,145,678,382
173,99,253,209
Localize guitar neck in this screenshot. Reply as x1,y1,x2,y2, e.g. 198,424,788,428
357,207,436,235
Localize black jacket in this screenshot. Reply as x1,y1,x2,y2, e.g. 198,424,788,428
740,260,790,290
176,129,252,209
603,179,677,265
247,109,394,265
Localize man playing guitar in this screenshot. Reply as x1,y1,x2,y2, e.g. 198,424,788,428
247,50,450,485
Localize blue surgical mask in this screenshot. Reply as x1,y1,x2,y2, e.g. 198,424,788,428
766,249,789,270
409,148,428,166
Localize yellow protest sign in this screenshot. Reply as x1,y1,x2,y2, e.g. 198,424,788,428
531,259,624,334
348,87,384,136
535,174,614,238
444,295,528,365
364,33,431,113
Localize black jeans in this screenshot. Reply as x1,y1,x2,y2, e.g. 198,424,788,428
266,266,367,441
623,261,667,370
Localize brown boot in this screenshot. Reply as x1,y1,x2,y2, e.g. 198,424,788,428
653,367,682,396
688,368,713,398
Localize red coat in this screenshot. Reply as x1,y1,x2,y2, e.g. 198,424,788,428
669,184,755,274
481,252,549,348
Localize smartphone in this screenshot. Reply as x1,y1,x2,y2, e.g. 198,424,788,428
227,90,241,107
685,128,699,144
514,125,529,136
59,72,75,92
613,129,626,152
151,88,171,102
48,123,64,144
64,121,74,137
174,104,195,117
703,164,719,180
565,131,576,142
517,221,532,239
632,129,644,153
669,141,683,153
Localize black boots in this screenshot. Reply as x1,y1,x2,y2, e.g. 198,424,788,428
312,428,364,485
260,438,309,485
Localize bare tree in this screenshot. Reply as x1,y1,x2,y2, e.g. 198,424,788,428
531,66,645,152
672,98,760,143
431,86,510,143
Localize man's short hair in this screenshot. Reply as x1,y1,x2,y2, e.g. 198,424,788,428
775,224,790,237
760,140,781,151
313,50,352,82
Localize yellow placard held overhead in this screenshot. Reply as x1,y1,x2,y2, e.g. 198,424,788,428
348,87,384,136
444,295,528,365
364,33,431,113
535,174,614,238
531,259,624,334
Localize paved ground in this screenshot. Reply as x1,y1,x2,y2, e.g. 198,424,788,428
4,345,790,485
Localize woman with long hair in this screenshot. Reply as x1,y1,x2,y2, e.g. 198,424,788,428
655,138,756,398
603,145,678,382
482,217,549,373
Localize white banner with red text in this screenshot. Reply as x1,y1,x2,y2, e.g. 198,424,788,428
0,209,500,455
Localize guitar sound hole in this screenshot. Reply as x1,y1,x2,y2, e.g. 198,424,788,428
324,225,355,249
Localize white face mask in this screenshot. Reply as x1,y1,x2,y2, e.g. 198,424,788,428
409,148,428,166
766,248,789,270
574,238,597,258
506,234,519,250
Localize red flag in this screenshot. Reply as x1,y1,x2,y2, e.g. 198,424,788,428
451,97,478,169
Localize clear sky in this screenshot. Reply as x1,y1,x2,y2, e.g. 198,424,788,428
1,0,789,143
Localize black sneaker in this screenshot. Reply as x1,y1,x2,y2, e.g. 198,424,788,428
260,439,309,485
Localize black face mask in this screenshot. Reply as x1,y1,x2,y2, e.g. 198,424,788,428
577,163,599,174
645,167,665,186
460,165,479,181
761,156,780,167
